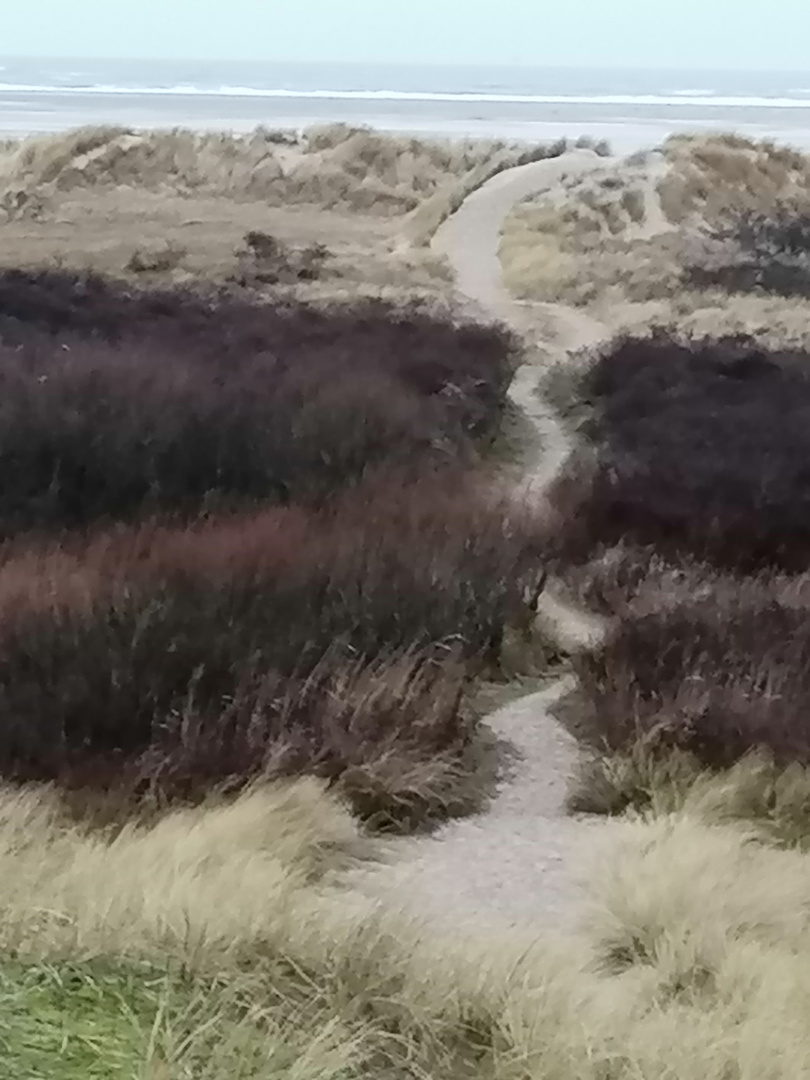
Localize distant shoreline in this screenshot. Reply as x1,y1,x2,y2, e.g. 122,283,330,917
4,57,810,150
4,98,810,154
4,58,810,151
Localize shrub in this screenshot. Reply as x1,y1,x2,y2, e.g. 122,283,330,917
553,332,810,570
564,562,810,770
126,240,187,275
0,270,519,533
554,541,671,617
574,135,612,157
231,232,331,285
0,474,548,821
684,203,810,296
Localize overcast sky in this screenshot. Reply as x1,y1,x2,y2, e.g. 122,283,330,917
3,0,809,70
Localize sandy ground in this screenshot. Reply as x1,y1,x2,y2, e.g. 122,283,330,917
352,152,613,933
0,186,450,300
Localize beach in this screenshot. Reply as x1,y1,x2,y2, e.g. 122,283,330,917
4,58,810,149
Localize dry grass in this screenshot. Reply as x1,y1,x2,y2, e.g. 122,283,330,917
593,134,810,316
499,153,668,306
660,293,810,349
503,229,685,308
659,132,810,226
500,135,810,337
493,134,810,1079
5,121,810,1078
0,476,549,827
4,779,810,1077
571,738,810,848
0,125,526,215
0,184,451,300
581,810,810,1077
603,291,810,351
0,125,571,300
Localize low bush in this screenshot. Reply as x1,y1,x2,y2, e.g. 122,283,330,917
553,331,810,570
126,239,187,275
0,270,519,533
230,231,331,286
684,203,810,296
554,541,670,616
0,474,548,823
562,559,810,770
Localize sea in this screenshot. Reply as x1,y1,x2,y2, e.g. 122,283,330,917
3,58,810,152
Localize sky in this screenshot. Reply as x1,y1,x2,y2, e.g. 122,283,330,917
3,0,810,70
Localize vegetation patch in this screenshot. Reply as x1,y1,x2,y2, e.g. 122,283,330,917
0,269,519,533
552,331,810,571
0,474,547,825
0,960,182,1080
684,201,810,296
3,783,810,1078
0,124,572,220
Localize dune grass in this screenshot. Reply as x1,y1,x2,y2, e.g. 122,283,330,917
0,126,575,301
500,135,810,330
0,124,570,224
498,153,670,307
658,132,810,226
2,779,810,1078
5,125,810,1077
0,782,388,1079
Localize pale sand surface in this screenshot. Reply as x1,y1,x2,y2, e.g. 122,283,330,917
351,152,614,932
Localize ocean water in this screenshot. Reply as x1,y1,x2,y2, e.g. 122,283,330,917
3,58,810,151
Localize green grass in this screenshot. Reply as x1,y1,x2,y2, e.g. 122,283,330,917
0,956,378,1080
0,960,172,1079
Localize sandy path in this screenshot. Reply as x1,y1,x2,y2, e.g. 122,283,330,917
351,153,613,932
353,678,602,935
434,153,608,490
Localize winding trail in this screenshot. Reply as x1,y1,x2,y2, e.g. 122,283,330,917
434,153,607,496
434,151,611,652
352,152,614,933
